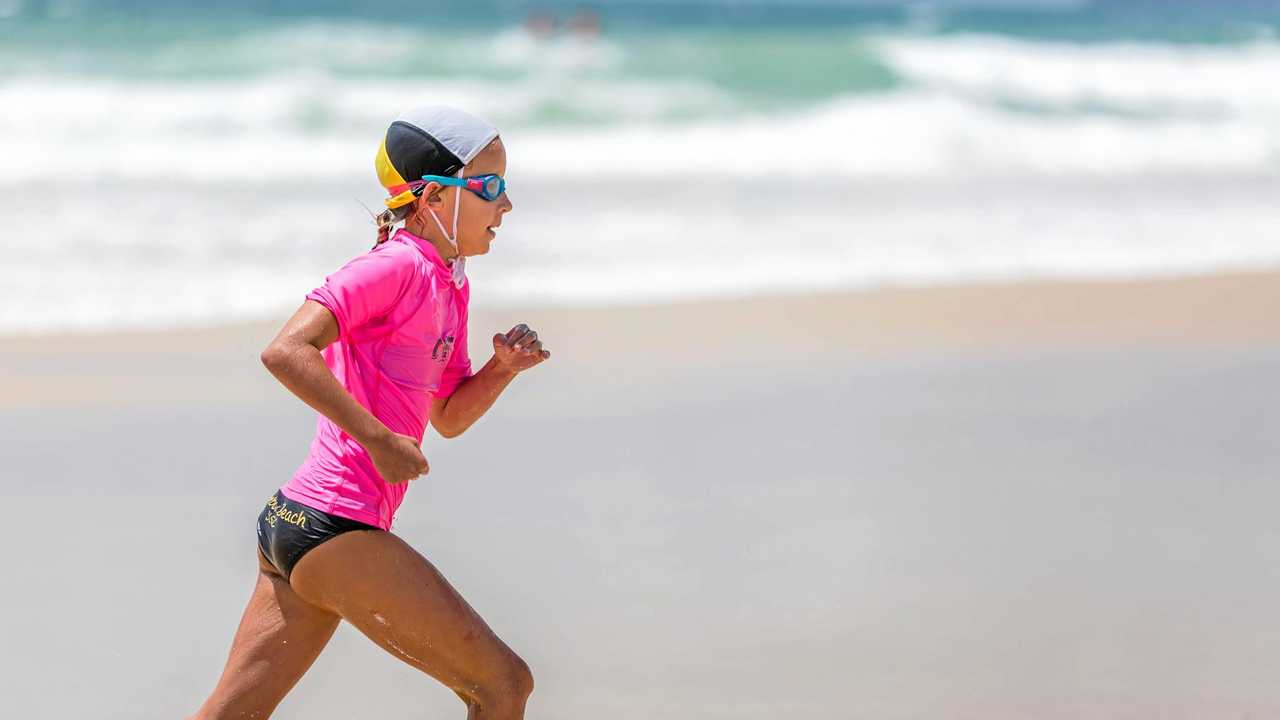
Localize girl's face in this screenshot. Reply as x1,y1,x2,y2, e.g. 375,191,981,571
413,137,512,258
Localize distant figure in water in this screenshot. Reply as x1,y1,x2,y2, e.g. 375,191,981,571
523,7,602,40
190,106,548,719
523,10,556,39
566,9,602,38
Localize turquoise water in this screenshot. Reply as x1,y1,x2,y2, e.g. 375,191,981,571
2,1,1277,106
2,2,1277,131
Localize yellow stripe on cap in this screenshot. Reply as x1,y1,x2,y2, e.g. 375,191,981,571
384,189,418,209
375,138,416,209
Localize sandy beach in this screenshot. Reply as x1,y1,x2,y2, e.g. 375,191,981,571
2,270,1278,719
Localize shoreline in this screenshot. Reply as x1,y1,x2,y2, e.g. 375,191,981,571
7,267,1279,343
3,268,1276,410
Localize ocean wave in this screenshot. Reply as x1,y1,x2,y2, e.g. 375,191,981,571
4,25,1280,332
509,93,1278,178
0,69,734,133
0,77,1274,185
5,174,1280,334
878,33,1280,119
4,29,1279,184
0,19,632,78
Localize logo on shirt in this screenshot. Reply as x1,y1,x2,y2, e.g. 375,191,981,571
432,335,455,362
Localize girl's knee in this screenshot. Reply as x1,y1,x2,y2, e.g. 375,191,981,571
472,654,533,714
508,655,534,698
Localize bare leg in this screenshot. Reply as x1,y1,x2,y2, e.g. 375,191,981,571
190,551,341,719
289,530,533,720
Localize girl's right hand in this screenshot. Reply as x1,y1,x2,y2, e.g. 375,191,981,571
366,431,430,484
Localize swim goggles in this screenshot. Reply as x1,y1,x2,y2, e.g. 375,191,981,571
418,173,507,201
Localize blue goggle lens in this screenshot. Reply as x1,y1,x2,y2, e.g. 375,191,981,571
480,175,503,199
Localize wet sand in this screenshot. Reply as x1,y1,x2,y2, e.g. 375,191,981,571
2,270,1278,719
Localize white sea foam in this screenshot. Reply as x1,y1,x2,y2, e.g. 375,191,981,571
0,85,1275,184
3,32,1280,332
3,33,1278,185
0,72,738,183
3,174,1279,334
878,34,1280,118
507,92,1277,178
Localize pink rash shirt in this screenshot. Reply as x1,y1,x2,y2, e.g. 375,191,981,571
280,228,472,530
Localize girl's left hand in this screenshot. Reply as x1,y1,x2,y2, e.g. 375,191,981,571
492,323,551,374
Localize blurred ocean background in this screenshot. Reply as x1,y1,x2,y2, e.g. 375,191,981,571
2,0,1279,333
5,5,1280,719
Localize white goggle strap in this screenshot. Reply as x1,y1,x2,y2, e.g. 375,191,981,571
425,169,467,289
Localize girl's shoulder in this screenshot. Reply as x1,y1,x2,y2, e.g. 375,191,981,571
328,239,422,287
370,236,421,262
363,237,438,282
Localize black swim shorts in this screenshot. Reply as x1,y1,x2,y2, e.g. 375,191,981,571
256,489,379,581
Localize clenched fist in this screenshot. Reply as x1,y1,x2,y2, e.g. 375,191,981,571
365,431,429,484
492,323,551,374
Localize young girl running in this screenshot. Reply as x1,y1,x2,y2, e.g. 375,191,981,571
192,106,548,720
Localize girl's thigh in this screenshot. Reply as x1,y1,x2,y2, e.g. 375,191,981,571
288,529,530,703
193,552,341,719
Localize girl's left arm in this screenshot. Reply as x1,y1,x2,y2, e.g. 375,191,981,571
429,323,549,438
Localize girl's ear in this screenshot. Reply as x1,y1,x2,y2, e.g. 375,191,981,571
421,182,447,210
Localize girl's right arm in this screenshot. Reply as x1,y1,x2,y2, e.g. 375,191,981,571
260,300,429,483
